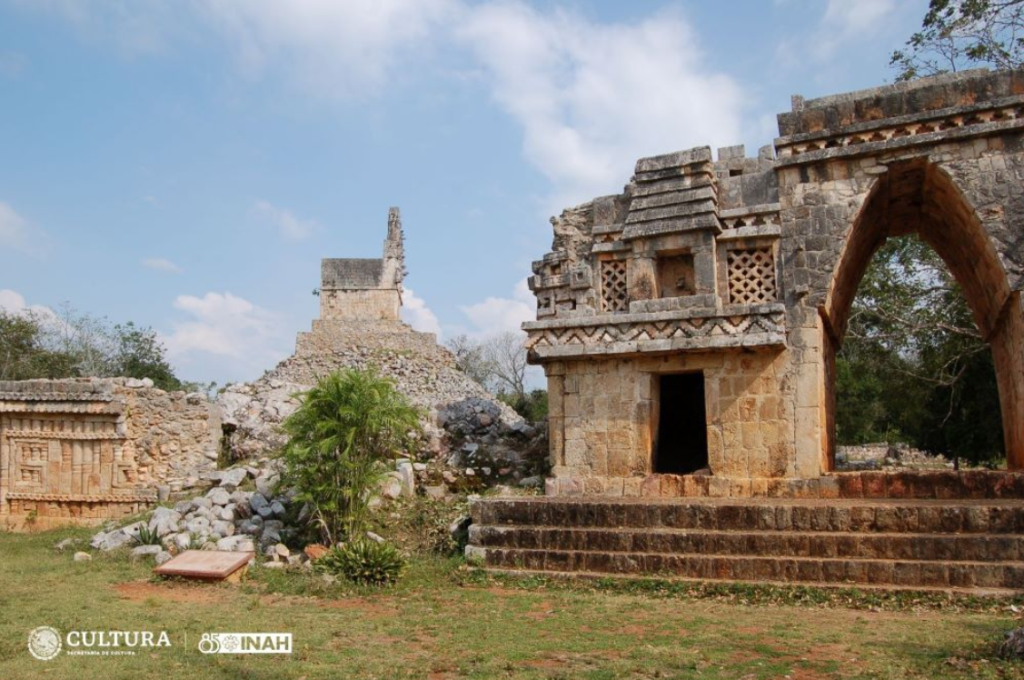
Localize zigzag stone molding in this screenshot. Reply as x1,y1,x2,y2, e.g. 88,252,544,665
525,306,786,359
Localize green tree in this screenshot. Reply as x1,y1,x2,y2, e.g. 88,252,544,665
0,311,75,380
110,322,181,391
280,368,422,545
836,236,1003,464
0,304,187,389
892,0,1024,80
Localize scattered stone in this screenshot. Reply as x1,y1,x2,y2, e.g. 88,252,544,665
73,551,92,562
192,497,214,511
1001,628,1024,659
304,544,329,561
130,545,163,559
366,531,385,544
206,487,231,506
449,515,472,545
274,543,290,559
210,520,234,538
216,535,256,552
55,538,80,551
154,551,173,566
185,516,211,535
519,475,543,489
381,475,403,500
218,467,248,491
149,507,182,537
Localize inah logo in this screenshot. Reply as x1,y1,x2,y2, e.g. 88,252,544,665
199,632,292,654
28,626,62,661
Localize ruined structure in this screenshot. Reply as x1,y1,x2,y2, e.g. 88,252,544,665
521,68,1024,497
0,379,220,530
219,208,523,459
468,69,1024,591
319,207,407,322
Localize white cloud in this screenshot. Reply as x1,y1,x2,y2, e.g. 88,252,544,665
457,3,744,209
0,289,57,320
458,278,534,338
13,2,745,212
141,257,182,274
254,200,320,240
196,0,458,96
800,0,898,62
401,287,442,337
164,292,291,381
0,201,48,254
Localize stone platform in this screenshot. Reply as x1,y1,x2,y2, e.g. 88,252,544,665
546,470,1024,500
467,495,1024,594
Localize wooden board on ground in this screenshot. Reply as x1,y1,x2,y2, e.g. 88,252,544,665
153,550,253,582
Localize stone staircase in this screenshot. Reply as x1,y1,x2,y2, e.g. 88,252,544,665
467,497,1024,593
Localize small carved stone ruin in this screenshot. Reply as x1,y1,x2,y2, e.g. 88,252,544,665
467,70,1024,592
318,206,407,323
0,379,220,530
523,68,1024,499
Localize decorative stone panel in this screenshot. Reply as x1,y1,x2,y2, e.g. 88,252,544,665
0,379,220,530
727,247,777,304
599,260,628,312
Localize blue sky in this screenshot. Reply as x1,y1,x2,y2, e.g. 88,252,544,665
0,0,928,385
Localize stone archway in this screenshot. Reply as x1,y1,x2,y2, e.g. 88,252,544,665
820,159,1024,470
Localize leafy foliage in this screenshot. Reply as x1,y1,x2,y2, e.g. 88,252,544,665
836,236,1003,463
892,0,1024,80
280,368,422,545
497,388,549,422
369,496,471,556
314,539,406,586
0,304,187,391
446,331,530,398
134,525,163,546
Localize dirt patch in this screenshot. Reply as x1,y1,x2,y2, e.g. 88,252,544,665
315,595,399,617
115,581,229,605
524,600,557,621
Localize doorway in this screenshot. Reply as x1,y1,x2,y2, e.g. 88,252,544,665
654,373,709,474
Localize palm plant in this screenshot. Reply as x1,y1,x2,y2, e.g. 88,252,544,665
281,368,422,545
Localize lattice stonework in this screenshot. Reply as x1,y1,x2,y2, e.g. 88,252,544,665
727,247,777,304
600,260,628,312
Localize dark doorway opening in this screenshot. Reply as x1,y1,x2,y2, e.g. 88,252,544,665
654,373,709,474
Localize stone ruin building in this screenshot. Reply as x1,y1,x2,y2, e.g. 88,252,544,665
0,379,220,530
218,207,524,459
468,68,1024,592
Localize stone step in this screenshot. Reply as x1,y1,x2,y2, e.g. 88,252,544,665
481,567,1024,598
480,547,1024,590
471,525,1023,562
472,498,1024,535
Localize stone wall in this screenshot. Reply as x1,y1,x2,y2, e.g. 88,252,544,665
0,378,220,530
547,350,796,494
527,68,1024,497
320,289,400,322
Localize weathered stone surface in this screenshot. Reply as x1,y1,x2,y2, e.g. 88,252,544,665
0,377,221,530
130,544,163,559
526,68,1024,498
149,507,182,537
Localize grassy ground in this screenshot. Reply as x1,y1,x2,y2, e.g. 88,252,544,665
1,526,1022,679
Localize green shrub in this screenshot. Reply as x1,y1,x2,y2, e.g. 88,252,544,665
281,368,422,544
315,539,406,586
134,525,162,546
